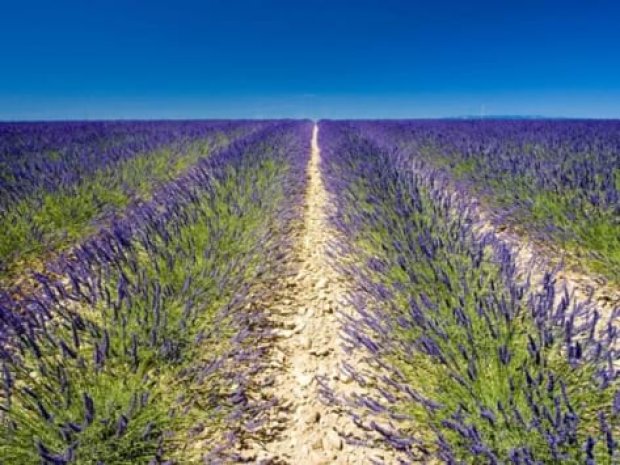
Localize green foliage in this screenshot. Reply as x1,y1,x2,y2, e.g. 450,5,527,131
333,146,616,462
421,145,620,282
0,149,290,463
0,134,229,281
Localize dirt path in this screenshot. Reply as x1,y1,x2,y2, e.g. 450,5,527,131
241,124,399,464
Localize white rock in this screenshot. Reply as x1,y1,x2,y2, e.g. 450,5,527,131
310,347,331,357
302,406,321,424
294,321,306,334
324,429,343,451
312,437,323,450
297,373,314,387
274,350,286,365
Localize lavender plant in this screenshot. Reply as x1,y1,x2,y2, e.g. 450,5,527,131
0,121,268,281
353,120,620,281
0,120,258,206
0,121,312,463
320,121,620,464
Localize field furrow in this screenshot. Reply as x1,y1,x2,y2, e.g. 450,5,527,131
239,124,400,464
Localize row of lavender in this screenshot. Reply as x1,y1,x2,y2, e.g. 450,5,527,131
0,121,267,281
320,121,619,464
0,120,256,206
0,121,312,463
353,120,620,281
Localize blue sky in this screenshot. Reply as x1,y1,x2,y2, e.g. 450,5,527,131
1,0,619,119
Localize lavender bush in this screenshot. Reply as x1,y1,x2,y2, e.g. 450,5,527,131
0,121,268,281
0,121,311,463
320,121,620,464
352,120,620,281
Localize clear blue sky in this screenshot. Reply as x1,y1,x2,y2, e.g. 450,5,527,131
1,0,619,120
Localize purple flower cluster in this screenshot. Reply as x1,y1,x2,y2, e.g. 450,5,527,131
349,119,620,278
0,120,264,207
319,121,620,464
0,121,312,463
352,119,620,209
0,120,276,280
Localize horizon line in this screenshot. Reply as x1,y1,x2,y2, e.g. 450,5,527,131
2,115,620,123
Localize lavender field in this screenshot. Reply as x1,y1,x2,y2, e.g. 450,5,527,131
0,120,618,464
